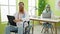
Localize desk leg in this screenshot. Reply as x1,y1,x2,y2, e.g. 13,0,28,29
54,23,57,34
32,20,34,34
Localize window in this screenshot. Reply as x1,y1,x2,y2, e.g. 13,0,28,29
1,6,8,21
9,6,16,15
9,0,16,5
0,0,8,5
0,0,16,22
28,0,36,16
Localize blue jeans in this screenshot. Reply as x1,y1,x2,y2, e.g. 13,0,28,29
5,25,23,34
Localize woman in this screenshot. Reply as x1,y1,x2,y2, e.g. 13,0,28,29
5,2,29,34
14,2,29,34
41,4,54,33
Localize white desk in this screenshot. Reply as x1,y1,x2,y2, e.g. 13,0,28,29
30,17,60,34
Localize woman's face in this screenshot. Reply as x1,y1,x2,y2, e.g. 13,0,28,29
19,3,24,10
19,3,24,13
46,6,50,11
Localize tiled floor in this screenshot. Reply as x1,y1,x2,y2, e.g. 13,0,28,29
33,25,53,34
11,25,60,34
33,25,60,34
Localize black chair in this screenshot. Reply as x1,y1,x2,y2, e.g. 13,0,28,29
7,15,32,34
23,21,32,34
7,15,18,34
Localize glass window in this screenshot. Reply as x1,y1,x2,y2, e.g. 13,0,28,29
28,0,35,6
0,0,8,5
1,6,8,21
28,6,35,15
28,0,36,16
9,6,16,15
9,0,16,5
0,0,16,22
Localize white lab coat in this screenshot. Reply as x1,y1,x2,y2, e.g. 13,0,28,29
14,11,30,27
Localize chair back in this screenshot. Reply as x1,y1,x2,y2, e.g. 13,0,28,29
7,15,16,26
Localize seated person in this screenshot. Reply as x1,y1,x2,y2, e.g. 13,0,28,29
41,4,54,33
5,2,29,34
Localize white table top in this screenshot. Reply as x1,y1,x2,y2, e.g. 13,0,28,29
30,17,60,23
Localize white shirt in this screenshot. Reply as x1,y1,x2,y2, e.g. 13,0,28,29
14,11,30,27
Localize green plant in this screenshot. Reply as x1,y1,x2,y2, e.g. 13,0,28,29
38,0,46,16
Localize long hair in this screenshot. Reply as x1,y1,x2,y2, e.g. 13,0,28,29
19,2,25,13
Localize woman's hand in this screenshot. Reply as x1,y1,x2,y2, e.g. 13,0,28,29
13,19,23,22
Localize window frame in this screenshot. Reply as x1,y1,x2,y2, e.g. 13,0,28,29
28,0,36,16
0,0,17,22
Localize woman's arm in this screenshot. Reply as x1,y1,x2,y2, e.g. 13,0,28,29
13,12,23,22
13,19,23,23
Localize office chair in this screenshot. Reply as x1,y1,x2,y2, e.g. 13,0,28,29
23,21,32,34
7,15,32,34
7,15,18,34
41,23,53,34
